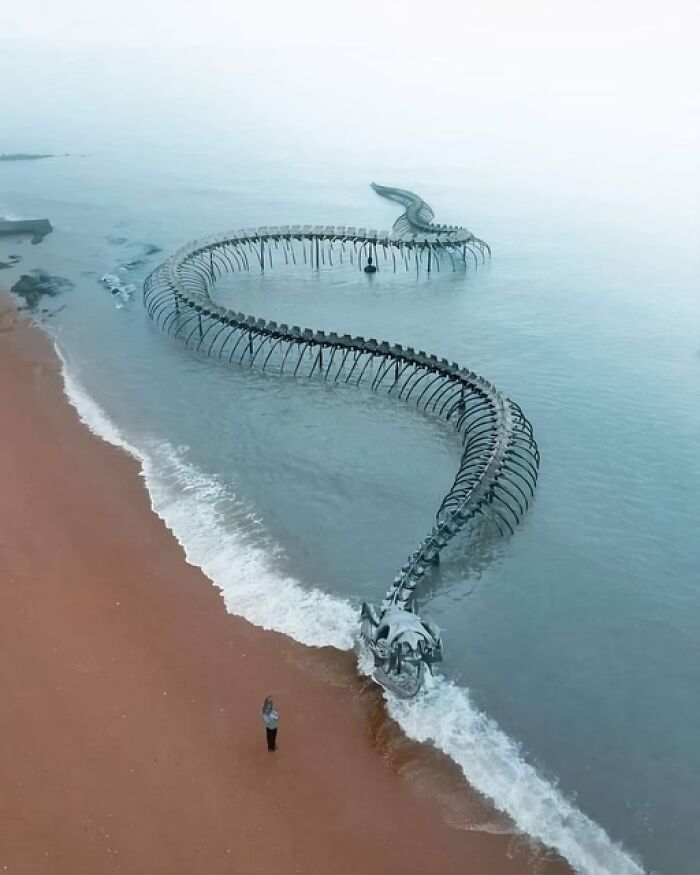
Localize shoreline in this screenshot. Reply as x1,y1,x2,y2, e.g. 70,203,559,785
0,291,569,874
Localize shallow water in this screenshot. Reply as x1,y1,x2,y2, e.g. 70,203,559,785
2,38,699,875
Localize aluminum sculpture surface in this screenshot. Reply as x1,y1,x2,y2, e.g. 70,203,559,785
143,183,540,698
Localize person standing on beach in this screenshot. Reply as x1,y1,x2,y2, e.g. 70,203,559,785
261,696,279,751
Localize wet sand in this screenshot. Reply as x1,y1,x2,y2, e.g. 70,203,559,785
0,293,570,874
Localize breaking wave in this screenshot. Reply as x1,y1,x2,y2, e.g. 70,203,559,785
384,674,643,875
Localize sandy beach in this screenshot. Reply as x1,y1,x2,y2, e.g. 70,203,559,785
0,292,570,874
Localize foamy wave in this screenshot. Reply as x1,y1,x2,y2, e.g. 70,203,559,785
142,442,358,648
100,273,136,308
382,673,644,875
57,348,141,459
55,343,356,650
55,343,643,875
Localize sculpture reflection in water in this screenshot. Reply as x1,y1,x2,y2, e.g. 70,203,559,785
143,183,539,698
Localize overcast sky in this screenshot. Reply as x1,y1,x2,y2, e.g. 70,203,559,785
4,2,697,130
5,1,698,116
2,0,698,181
3,0,697,54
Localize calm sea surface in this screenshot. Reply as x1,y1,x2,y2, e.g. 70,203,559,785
2,41,699,875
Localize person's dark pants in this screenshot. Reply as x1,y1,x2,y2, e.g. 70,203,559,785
266,727,277,751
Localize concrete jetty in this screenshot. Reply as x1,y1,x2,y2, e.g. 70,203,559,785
0,218,53,244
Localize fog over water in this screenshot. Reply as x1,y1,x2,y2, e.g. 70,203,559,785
1,4,699,873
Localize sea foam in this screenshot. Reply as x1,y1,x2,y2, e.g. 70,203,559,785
56,345,357,650
384,673,644,875
55,342,644,875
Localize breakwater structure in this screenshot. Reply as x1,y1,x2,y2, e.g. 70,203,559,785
0,218,53,244
143,183,540,697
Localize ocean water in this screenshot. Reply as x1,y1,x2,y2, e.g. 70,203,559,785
2,38,699,875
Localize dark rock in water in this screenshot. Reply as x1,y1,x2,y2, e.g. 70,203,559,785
11,271,74,311
107,238,162,257
0,153,53,162
0,218,53,244
106,239,164,273
0,255,22,269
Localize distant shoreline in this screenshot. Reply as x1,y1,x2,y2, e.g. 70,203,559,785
0,153,86,162
0,152,53,161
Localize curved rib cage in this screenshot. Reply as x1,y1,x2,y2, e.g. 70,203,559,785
143,183,539,697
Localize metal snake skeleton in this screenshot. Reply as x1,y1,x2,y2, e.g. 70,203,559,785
143,183,540,697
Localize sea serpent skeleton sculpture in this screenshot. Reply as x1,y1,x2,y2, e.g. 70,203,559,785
143,183,539,697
